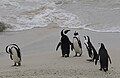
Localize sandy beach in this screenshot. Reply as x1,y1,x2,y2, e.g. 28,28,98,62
0,23,120,78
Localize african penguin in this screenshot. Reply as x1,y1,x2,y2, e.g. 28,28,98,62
84,36,93,58
84,36,98,62
72,31,82,57
56,29,73,57
95,43,112,72
6,44,21,66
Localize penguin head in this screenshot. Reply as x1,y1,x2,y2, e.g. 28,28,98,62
61,29,65,36
6,44,20,54
64,29,70,34
84,36,86,40
84,36,88,40
61,29,70,36
6,44,13,54
98,43,105,48
101,43,105,48
61,29,65,32
6,45,10,54
84,36,88,43
87,36,90,42
74,31,78,36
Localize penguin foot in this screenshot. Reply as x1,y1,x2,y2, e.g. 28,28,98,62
65,55,69,58
73,55,77,57
18,63,21,66
103,68,108,72
65,56,69,58
13,63,17,66
12,63,21,67
99,68,102,71
73,55,81,57
78,55,82,57
79,54,82,57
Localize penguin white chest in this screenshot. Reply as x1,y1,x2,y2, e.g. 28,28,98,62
73,38,81,53
11,48,20,63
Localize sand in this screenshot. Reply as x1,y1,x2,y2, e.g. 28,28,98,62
0,23,120,78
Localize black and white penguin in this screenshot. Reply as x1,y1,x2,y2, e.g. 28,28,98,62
84,36,93,58
72,31,82,57
95,43,112,72
84,36,98,61
6,44,21,66
56,29,72,57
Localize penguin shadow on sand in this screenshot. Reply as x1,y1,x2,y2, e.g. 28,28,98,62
95,43,112,72
6,44,22,67
84,36,98,62
72,31,82,57
56,29,73,58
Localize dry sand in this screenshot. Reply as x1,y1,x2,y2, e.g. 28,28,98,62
0,23,120,78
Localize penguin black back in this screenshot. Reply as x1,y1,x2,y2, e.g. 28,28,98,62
95,43,112,72
56,29,72,57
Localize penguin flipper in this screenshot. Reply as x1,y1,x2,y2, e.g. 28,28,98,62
78,40,82,48
71,43,74,51
95,59,98,65
10,55,13,60
17,51,21,61
108,55,112,64
56,42,61,51
95,55,99,65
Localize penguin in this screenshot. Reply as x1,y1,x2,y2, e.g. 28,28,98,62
84,36,98,61
6,44,21,66
95,43,112,72
72,31,82,57
56,29,73,57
